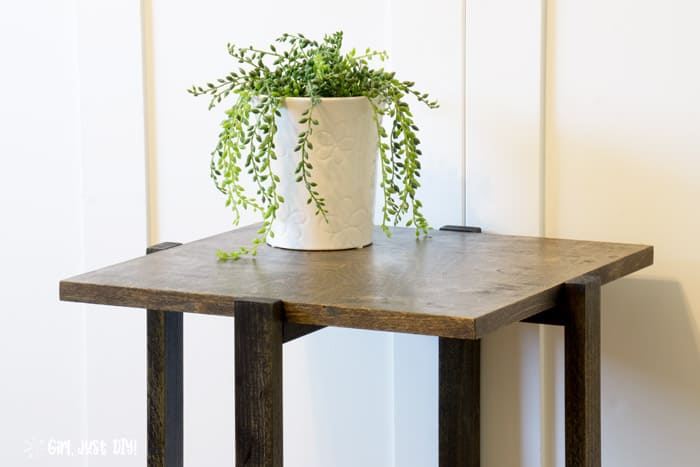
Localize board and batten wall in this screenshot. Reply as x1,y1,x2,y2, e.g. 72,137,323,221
2,0,699,466
1,1,149,466
543,0,700,465
1,2,87,466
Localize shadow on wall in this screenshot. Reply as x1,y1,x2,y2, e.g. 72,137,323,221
603,277,700,395
600,277,700,465
543,277,700,467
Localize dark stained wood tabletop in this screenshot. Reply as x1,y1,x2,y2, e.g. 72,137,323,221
60,224,653,339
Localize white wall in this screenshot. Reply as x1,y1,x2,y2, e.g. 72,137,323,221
466,1,546,466
0,2,86,465
388,1,465,465
544,0,700,465
468,1,700,465
4,0,699,466
76,2,149,466
1,1,147,466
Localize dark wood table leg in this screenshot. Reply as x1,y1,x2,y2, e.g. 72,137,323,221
564,276,601,467
146,242,184,467
234,299,284,467
439,337,480,467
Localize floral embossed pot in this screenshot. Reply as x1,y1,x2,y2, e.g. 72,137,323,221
189,31,438,259
270,96,377,250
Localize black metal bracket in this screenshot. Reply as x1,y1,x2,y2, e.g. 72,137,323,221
439,225,482,233
147,242,183,254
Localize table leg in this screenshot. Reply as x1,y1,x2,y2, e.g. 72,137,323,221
147,310,184,467
234,299,284,467
564,276,601,467
439,337,480,467
146,243,184,467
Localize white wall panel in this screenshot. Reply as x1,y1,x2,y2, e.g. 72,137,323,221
545,0,700,465
1,0,147,465
387,0,466,229
466,1,545,467
0,2,86,465
387,1,466,466
467,0,545,237
75,1,149,465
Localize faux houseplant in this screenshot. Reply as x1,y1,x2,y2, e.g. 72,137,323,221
190,31,438,259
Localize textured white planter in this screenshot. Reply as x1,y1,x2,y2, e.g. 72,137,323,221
269,96,378,250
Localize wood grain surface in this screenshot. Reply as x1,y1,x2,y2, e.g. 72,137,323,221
439,337,480,467
234,299,284,467
564,276,601,467
145,242,184,467
147,309,183,467
60,224,652,339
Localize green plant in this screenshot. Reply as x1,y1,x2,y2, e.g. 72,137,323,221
189,31,438,259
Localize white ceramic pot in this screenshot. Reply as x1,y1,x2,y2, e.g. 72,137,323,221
269,96,378,250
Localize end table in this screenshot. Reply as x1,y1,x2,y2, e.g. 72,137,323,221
60,224,653,467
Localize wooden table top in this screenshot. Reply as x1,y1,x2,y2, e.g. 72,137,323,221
59,224,652,339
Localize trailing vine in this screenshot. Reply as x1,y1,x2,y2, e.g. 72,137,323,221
189,31,438,259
